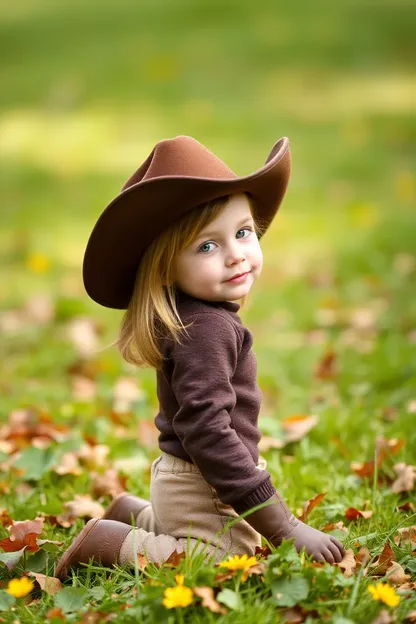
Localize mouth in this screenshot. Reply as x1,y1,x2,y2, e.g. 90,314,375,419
226,270,251,283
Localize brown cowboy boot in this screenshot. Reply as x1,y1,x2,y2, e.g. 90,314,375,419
54,519,132,580
103,492,151,525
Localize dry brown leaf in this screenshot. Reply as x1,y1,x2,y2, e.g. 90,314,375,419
314,349,337,380
280,414,318,443
53,452,82,476
408,400,416,413
404,610,416,624
29,572,63,595
193,586,227,614
0,517,44,553
321,521,349,534
113,377,144,414
280,606,308,624
351,437,406,480
57,495,105,526
385,561,411,585
370,543,396,575
391,463,416,493
46,607,66,621
91,469,128,499
0,509,13,527
137,553,148,571
394,526,416,550
337,548,356,577
0,408,68,452
71,375,97,402
66,317,100,359
344,507,373,521
398,502,416,513
163,550,186,567
77,443,109,469
137,419,160,449
356,546,371,567
371,610,395,624
298,492,326,522
258,436,285,452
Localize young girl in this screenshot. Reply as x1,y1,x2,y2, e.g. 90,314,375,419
55,135,345,580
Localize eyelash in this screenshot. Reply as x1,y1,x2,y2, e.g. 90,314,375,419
197,227,253,253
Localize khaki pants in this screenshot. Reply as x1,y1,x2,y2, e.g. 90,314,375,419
119,452,266,565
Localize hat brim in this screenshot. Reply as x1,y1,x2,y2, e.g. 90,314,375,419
83,137,290,309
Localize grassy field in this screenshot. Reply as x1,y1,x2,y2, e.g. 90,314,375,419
0,1,415,622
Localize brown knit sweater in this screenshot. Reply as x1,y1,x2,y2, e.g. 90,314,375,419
154,289,276,514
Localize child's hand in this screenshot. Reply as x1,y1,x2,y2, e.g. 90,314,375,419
244,492,345,564
271,519,345,563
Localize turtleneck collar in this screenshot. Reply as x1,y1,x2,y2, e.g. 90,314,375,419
175,288,240,313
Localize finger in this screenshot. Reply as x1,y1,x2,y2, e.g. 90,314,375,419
330,536,346,557
327,540,343,563
322,547,335,564
313,552,326,563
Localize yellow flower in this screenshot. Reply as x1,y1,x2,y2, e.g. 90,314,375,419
368,583,400,608
27,253,50,274
220,553,257,581
6,577,35,598
162,574,193,609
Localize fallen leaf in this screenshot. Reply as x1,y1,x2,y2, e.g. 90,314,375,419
46,607,66,621
280,415,318,443
391,463,416,493
371,609,395,624
258,436,284,452
113,377,144,414
385,561,411,585
394,526,416,550
321,521,349,534
193,586,227,614
403,610,416,624
77,443,109,470
163,550,186,567
280,606,308,624
91,469,128,499
345,507,374,521
356,546,371,567
137,554,148,571
398,502,415,513
337,549,356,577
56,495,104,526
298,492,326,522
66,317,100,359
314,349,337,380
370,543,396,575
29,572,63,595
53,452,82,476
137,419,160,449
0,546,27,570
0,517,44,552
0,509,13,526
408,400,416,413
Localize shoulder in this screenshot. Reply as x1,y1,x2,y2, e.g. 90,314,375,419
179,300,243,342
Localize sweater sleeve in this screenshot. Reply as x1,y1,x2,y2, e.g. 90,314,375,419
169,311,275,513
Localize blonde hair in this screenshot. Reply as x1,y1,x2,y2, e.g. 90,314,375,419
114,193,265,370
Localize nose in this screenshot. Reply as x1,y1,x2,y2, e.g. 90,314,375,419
225,240,246,266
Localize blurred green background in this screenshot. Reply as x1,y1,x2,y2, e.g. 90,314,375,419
1,0,415,417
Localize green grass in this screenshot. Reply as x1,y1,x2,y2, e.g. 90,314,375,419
0,0,416,622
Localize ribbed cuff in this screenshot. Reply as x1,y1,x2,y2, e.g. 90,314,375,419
231,477,276,515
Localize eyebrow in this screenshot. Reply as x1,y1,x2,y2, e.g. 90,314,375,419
197,216,254,241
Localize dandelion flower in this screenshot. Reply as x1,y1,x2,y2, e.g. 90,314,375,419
162,574,193,609
368,583,400,608
220,553,257,581
6,577,34,598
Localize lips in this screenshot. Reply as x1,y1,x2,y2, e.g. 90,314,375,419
226,270,250,282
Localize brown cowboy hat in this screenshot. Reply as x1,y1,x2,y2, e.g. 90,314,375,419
83,135,291,309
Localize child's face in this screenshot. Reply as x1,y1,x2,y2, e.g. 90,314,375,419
173,193,263,302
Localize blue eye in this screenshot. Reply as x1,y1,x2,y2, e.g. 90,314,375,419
198,242,215,253
236,227,252,239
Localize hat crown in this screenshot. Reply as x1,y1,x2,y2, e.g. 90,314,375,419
121,135,237,191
